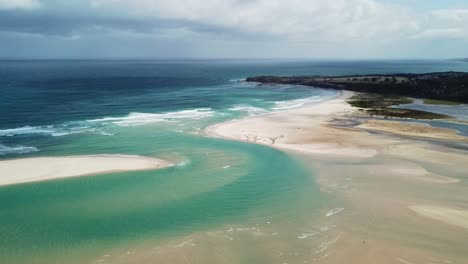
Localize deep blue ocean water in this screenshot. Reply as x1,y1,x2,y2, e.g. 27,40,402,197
2,59,468,156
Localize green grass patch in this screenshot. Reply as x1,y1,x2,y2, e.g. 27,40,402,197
365,108,451,120
423,99,461,106
347,93,452,119
347,93,412,109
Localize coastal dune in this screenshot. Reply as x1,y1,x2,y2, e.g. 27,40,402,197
0,155,172,186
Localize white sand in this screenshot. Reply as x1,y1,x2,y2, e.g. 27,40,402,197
206,91,378,159
206,90,467,181
0,155,172,186
409,206,468,230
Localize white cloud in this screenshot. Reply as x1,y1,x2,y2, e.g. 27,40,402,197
431,9,468,22
409,8,468,40
2,0,468,58
5,0,468,43
87,0,421,41
411,28,467,39
0,0,41,10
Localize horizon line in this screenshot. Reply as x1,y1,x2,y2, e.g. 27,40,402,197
0,57,466,61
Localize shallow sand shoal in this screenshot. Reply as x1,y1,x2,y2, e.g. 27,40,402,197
204,90,468,263
409,206,468,230
358,119,467,141
0,155,172,186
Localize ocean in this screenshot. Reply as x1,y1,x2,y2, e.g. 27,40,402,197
1,59,468,263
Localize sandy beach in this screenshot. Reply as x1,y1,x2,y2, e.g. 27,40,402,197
0,155,172,186
206,91,468,263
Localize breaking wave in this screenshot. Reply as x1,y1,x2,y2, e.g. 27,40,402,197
0,124,104,137
229,105,268,116
0,144,38,155
87,108,215,127
0,108,216,139
273,96,322,110
228,78,246,82
0,126,55,137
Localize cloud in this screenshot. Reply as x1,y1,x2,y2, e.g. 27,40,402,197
0,0,468,58
0,0,460,42
409,8,468,40
0,0,41,10
431,9,468,22
411,28,467,39
86,0,420,40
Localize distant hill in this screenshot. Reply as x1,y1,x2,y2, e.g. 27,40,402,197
247,72,468,103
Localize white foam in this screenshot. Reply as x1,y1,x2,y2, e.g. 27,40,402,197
88,108,215,127
98,132,115,136
0,124,107,138
229,78,246,82
326,208,344,217
0,144,38,155
51,128,93,137
0,126,54,137
0,108,214,144
171,239,196,248
298,232,319,239
176,160,191,167
273,96,321,110
229,105,268,116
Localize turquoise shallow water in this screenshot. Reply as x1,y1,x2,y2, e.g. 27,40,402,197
1,59,468,263
1,134,319,263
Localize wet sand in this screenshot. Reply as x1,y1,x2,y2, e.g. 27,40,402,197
358,119,468,141
0,155,172,186
409,206,468,230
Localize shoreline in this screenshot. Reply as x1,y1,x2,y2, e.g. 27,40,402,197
0,154,173,187
205,89,468,263
206,90,467,158
206,90,347,137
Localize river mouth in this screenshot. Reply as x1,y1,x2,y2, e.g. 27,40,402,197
0,126,330,264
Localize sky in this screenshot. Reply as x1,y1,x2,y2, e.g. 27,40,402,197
0,0,468,59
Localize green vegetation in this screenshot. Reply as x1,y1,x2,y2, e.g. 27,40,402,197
347,93,452,119
347,93,412,108
423,99,461,106
247,72,468,103
365,108,451,119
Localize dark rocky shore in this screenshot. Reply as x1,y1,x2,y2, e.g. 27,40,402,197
247,72,468,103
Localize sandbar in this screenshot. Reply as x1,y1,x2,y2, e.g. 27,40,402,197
0,154,172,186
204,89,468,263
409,206,468,230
